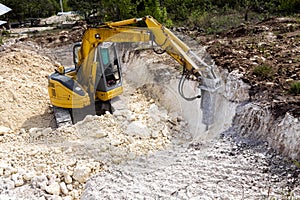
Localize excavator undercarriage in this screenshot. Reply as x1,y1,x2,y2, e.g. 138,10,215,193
53,100,113,128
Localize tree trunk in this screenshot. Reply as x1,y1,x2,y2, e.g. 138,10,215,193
244,9,249,21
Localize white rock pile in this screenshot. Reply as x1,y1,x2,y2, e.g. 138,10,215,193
0,87,186,200
0,43,187,199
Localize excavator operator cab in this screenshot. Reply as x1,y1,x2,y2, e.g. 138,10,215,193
73,42,81,69
73,42,123,102
96,42,122,91
95,42,123,103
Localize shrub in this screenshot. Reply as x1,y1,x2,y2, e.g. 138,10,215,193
289,81,300,95
253,65,274,80
1,30,10,36
278,0,300,14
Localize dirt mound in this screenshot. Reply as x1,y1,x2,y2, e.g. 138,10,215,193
26,27,85,48
0,40,188,199
0,44,54,131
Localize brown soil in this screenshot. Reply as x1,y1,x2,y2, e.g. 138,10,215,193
21,24,86,48
34,29,83,47
203,17,300,118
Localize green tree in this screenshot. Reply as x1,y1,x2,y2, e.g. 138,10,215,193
67,0,103,23
163,0,213,23
133,0,172,25
102,0,136,21
0,0,59,24
278,0,300,14
67,0,171,25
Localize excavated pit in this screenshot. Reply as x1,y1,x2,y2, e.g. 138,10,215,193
232,102,300,160
81,46,300,198
123,49,240,139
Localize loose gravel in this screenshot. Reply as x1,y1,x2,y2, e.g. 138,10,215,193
82,135,300,199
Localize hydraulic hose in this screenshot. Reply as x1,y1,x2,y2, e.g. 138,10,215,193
178,69,201,101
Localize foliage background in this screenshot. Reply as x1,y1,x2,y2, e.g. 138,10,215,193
0,0,299,29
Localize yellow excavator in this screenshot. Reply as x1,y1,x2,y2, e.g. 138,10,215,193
48,16,221,127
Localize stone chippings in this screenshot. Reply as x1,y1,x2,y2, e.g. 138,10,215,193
0,39,188,200
0,87,188,200
82,135,300,199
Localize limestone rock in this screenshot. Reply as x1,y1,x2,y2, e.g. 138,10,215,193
151,131,159,138
63,158,76,167
23,172,35,181
0,126,12,134
62,196,72,200
69,189,79,199
93,130,107,139
73,165,91,184
0,161,10,170
5,180,15,190
11,173,24,187
64,174,72,184
66,184,73,191
42,127,52,135
29,127,44,139
60,182,68,195
32,175,48,190
48,195,62,200
126,121,151,138
35,163,47,172
45,182,60,195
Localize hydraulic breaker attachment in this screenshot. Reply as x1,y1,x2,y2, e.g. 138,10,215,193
199,66,221,129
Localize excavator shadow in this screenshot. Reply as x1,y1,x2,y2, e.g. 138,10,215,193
21,108,56,131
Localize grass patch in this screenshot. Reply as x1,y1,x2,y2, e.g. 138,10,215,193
0,30,11,45
253,65,274,80
1,30,10,36
289,81,300,95
293,160,300,168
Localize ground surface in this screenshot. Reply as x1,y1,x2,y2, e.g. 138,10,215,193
204,17,300,118
82,136,300,199
0,16,299,199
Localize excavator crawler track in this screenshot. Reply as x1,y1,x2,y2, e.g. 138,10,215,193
53,106,72,128
53,101,113,128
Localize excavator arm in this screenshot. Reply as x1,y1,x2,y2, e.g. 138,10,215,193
78,16,218,78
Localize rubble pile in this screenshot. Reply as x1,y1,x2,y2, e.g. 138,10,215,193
0,45,54,131
0,101,183,199
0,41,187,199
